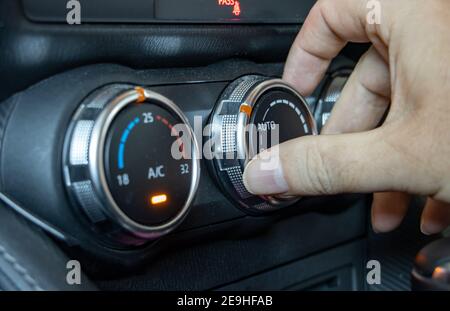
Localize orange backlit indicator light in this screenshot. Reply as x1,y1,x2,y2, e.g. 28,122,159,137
150,194,168,205
239,103,252,117
135,87,146,103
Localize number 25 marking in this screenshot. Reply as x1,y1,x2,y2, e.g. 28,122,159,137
142,112,154,123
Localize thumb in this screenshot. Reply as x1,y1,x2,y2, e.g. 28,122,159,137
243,130,414,196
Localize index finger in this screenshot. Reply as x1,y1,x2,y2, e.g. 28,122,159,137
283,0,390,95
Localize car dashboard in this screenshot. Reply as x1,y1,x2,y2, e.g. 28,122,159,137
0,0,438,292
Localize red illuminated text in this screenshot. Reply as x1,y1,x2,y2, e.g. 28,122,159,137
218,0,241,17
218,0,236,6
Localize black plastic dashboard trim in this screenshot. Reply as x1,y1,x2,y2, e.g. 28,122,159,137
0,0,301,101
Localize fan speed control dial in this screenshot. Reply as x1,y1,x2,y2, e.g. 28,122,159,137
208,76,317,214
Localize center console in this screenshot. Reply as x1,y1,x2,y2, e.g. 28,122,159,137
0,58,369,289
0,0,377,291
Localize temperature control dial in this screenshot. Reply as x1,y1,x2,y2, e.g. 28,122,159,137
208,76,317,214
63,85,200,245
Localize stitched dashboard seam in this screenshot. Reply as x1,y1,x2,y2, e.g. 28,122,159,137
0,244,43,291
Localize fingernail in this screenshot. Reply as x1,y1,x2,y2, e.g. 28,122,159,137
243,156,289,195
372,225,380,234
370,205,379,234
420,221,432,235
420,220,443,236
371,210,402,234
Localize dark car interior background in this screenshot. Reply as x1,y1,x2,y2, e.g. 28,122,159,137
0,0,445,291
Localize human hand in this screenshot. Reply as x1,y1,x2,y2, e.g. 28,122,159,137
243,0,450,234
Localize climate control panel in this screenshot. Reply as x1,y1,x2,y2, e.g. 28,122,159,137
0,61,351,256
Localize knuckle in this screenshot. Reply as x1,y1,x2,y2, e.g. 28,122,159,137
308,0,334,32
315,0,332,13
304,140,335,195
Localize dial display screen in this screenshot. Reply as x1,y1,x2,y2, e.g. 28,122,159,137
104,103,193,226
249,89,314,157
